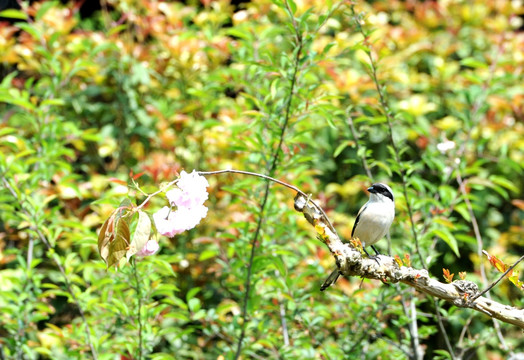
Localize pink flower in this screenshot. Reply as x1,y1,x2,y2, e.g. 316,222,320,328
166,170,209,209
176,205,208,229
137,239,160,257
153,171,210,237
153,206,187,237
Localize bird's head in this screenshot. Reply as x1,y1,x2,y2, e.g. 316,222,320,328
368,183,394,202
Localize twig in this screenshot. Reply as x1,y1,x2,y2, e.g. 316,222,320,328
455,171,509,351
350,6,426,269
278,294,290,347
347,112,421,357
198,169,336,235
406,290,422,360
199,169,301,194
346,114,373,180
456,173,487,285
471,253,524,302
135,178,179,211
347,4,459,357
451,33,510,353
233,189,270,359
456,315,474,359
231,2,304,355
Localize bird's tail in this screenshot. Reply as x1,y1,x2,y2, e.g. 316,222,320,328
320,268,340,291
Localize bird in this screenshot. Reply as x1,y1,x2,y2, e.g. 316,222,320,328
320,183,395,291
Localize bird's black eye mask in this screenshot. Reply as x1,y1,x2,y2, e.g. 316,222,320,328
370,184,394,202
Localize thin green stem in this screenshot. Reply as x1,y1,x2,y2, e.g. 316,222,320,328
346,113,373,180
451,35,510,352
348,4,454,359
132,258,144,360
135,178,179,211
231,3,303,356
1,176,98,359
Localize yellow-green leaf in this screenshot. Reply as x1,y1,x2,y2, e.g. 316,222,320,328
127,211,151,260
0,9,28,20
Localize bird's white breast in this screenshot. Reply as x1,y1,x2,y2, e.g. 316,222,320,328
353,201,394,246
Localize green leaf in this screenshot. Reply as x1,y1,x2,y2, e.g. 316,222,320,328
317,14,327,27
333,141,353,158
35,1,57,20
455,234,476,245
41,98,65,107
287,0,297,14
460,57,488,69
432,228,459,257
489,175,519,194
15,23,40,41
126,210,151,260
188,298,201,313
186,287,200,301
433,349,453,360
0,93,35,111
15,149,36,159
454,203,471,222
226,28,251,40
0,9,28,20
253,255,286,275
272,256,287,277
0,127,16,137
119,198,133,209
108,24,128,36
199,249,218,261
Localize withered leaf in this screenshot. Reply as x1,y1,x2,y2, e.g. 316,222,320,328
106,217,131,268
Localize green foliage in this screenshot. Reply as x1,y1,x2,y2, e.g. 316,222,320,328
1,0,523,359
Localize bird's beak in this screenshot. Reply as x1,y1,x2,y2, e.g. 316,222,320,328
367,186,375,193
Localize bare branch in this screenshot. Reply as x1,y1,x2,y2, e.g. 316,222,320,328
471,253,524,302
294,193,524,329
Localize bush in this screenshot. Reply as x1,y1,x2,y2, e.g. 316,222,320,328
1,0,522,359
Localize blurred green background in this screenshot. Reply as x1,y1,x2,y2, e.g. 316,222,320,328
0,0,523,359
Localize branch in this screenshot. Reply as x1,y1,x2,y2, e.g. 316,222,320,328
294,193,524,329
472,253,524,302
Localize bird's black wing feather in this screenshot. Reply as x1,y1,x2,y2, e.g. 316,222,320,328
351,203,368,238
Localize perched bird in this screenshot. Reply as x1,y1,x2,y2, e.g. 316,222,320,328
320,183,395,291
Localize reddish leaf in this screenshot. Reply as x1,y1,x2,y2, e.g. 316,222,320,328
511,199,524,210
132,171,146,180
109,178,127,185
443,268,454,283
403,254,411,267
485,252,507,273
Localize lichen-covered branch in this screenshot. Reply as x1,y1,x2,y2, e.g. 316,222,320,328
294,193,524,329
